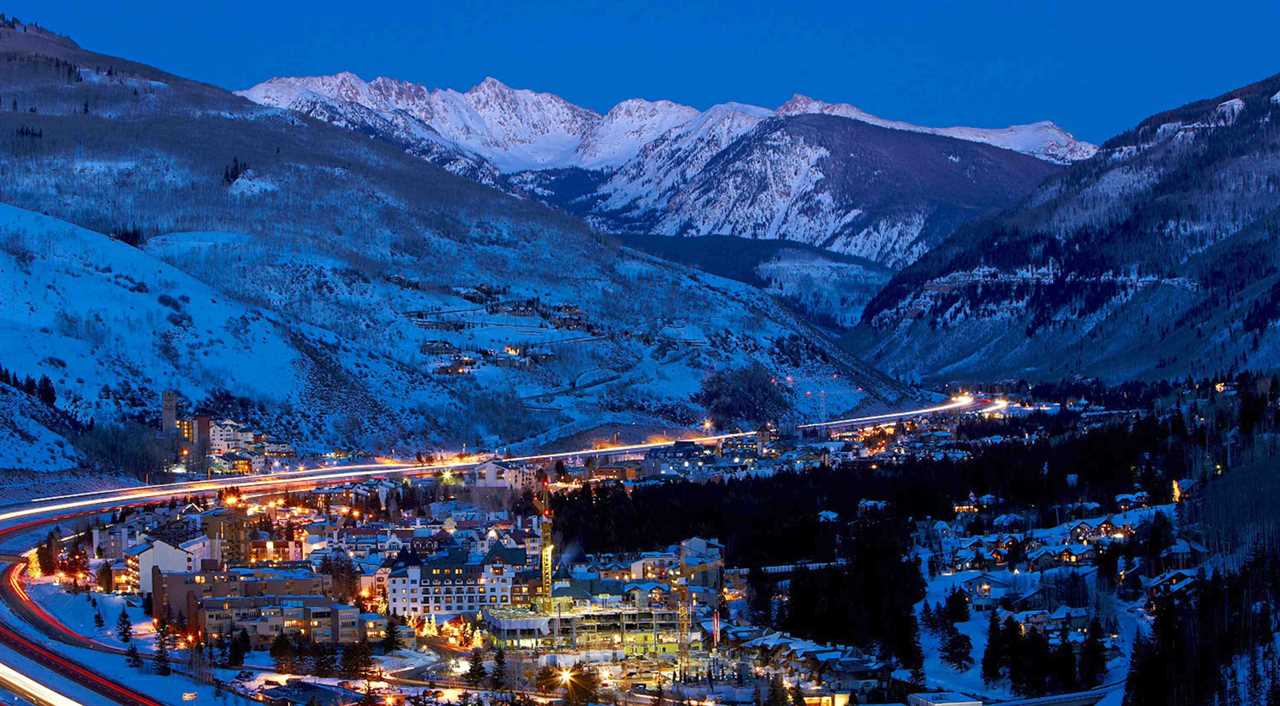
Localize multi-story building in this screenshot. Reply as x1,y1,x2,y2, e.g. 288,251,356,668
385,547,522,618
204,506,251,564
473,461,538,491
209,420,256,454
196,595,383,647
125,537,207,594
484,604,695,656
91,521,148,561
152,564,332,621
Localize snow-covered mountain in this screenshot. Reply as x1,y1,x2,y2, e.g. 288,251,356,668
0,20,909,469
855,72,1280,382
240,73,1089,268
239,73,695,173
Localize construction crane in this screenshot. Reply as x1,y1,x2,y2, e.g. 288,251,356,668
675,579,690,679
533,478,555,613
675,555,692,680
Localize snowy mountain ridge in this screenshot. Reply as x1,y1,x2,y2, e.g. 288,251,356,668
776,94,1098,165
241,73,1070,268
240,72,1095,172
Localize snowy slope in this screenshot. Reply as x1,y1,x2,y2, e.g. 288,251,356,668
0,385,81,472
0,204,305,427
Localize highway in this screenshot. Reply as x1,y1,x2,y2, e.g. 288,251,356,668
0,395,985,705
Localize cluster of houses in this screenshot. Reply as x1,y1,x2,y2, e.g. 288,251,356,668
161,391,296,475
80,467,738,669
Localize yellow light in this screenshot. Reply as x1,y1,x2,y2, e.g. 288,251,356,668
560,669,573,685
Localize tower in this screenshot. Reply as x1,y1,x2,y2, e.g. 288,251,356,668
161,390,178,433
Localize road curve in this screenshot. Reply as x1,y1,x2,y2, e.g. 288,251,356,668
0,396,985,704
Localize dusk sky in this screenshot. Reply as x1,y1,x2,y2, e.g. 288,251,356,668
14,1,1280,142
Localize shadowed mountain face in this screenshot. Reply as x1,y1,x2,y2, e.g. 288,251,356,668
241,73,1080,270
855,73,1280,383
0,21,910,463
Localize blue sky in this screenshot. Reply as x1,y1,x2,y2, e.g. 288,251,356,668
14,1,1280,142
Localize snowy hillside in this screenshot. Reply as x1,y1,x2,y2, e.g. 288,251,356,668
240,73,1083,268
0,385,81,473
855,72,1280,382
0,22,910,467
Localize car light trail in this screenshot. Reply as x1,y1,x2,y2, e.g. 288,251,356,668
2,397,986,526
0,659,84,706
796,395,977,429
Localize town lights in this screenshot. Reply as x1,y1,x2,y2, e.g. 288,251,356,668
560,669,574,685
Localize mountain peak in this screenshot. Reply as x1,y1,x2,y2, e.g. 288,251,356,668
471,76,512,94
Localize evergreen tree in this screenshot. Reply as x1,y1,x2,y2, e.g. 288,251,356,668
941,624,973,671
313,646,336,677
96,562,113,592
154,620,172,675
981,610,1003,685
270,632,296,673
116,607,132,643
382,617,402,654
93,610,104,629
36,532,59,575
36,374,55,407
1078,618,1107,687
1049,632,1077,693
943,587,970,623
465,648,487,686
921,602,936,633
126,643,143,669
228,629,250,666
490,647,507,690
564,667,600,706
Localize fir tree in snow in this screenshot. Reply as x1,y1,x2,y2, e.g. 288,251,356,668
490,647,507,690
1078,617,1107,687
153,619,172,675
465,647,487,686
940,623,973,671
116,607,132,642
381,616,402,653
981,610,1003,685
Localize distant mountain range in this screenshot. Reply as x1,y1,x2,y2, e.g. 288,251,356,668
240,73,1089,268
854,73,1280,382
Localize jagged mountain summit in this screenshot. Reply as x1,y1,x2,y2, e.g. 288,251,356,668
240,73,1088,268
854,72,1280,382
239,72,695,172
